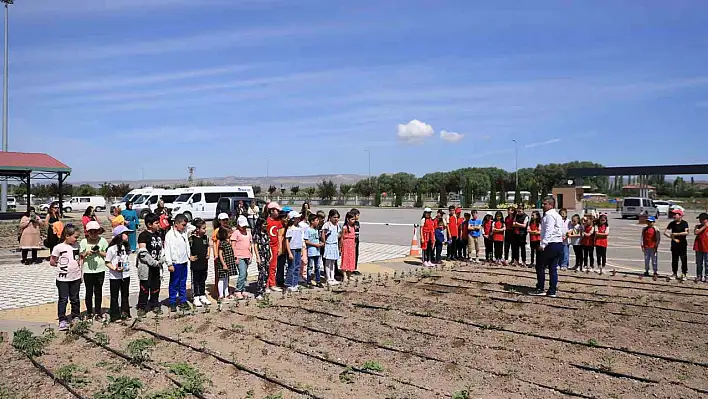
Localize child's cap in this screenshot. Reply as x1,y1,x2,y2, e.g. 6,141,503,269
647,216,656,222
288,210,301,219
217,212,229,220
672,209,684,217
424,207,432,213
237,215,249,227
282,206,293,213
112,225,133,237
86,221,101,231
267,202,281,211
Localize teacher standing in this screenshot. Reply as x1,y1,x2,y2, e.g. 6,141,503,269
121,201,139,251
531,196,564,298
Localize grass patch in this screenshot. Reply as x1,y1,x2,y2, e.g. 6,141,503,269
360,360,384,372
452,388,471,399
168,363,212,395
56,364,90,388
125,338,156,365
11,328,52,358
587,338,599,347
93,376,143,399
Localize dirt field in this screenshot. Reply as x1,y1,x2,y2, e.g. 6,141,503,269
2,262,708,399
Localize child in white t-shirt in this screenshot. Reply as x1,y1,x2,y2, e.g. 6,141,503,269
50,224,82,331
105,225,134,321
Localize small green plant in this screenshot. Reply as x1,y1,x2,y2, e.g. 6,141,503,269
168,363,212,395
339,368,355,384
419,269,433,278
452,388,471,399
56,364,90,388
256,296,272,308
0,382,16,399
93,376,143,399
587,338,599,347
11,328,52,357
126,338,156,365
70,320,91,336
94,332,110,346
142,388,186,399
264,394,283,399
244,389,255,399
96,360,123,373
230,324,245,331
360,360,384,372
181,326,193,334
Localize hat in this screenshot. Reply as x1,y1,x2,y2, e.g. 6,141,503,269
267,202,281,211
288,210,301,219
217,212,229,220
237,215,249,227
455,207,462,213
86,221,101,231
112,225,132,237
647,216,656,222
672,209,684,217
282,206,293,213
697,212,708,222
424,207,432,213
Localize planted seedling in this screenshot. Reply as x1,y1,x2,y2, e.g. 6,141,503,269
339,367,355,384
142,387,186,399
360,360,384,372
452,388,471,399
168,362,212,395
94,332,110,346
126,337,156,365
11,328,52,358
69,320,91,336
94,376,143,399
587,338,599,347
264,394,283,399
55,364,90,388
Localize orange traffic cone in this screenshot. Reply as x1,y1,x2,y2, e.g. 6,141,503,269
409,226,421,257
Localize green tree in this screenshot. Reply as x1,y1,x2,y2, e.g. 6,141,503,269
339,184,352,197
253,185,262,195
303,187,316,197
488,181,498,209
317,179,337,202
353,177,376,197
267,185,277,196
529,180,539,208
290,186,300,196
74,184,97,197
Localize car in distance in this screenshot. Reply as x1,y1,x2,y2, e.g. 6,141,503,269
621,197,659,219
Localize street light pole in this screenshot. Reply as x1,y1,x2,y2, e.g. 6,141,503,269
512,139,518,199
364,148,371,179
0,1,11,213
263,157,269,191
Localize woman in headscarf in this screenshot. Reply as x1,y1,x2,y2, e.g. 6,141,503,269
19,207,43,264
44,201,63,255
120,201,139,251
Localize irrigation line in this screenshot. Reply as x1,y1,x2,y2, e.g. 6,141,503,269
130,325,323,399
274,304,345,318
229,308,597,399
570,364,659,384
459,264,708,292
447,275,708,316
451,269,708,298
348,298,708,369
423,282,581,311
214,325,438,394
20,353,88,399
77,332,208,399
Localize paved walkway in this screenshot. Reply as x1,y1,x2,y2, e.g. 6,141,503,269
0,242,409,312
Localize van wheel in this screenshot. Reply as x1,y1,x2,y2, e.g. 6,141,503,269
621,215,627,219
95,206,104,212
183,212,192,222
63,207,72,213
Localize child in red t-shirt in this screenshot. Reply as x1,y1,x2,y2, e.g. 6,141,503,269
460,212,471,260
581,216,596,273
482,213,494,262
528,211,542,267
492,211,505,263
693,212,708,282
595,214,610,275
641,216,660,280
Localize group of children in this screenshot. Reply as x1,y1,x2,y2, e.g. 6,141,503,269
49,202,363,330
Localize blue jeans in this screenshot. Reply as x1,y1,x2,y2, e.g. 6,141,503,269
168,262,188,305
307,255,322,284
696,251,708,277
644,248,658,273
286,249,302,288
562,243,570,267
536,242,562,294
237,258,250,292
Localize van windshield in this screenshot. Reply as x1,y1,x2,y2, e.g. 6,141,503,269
175,193,192,203
121,193,135,202
624,199,640,206
132,195,148,204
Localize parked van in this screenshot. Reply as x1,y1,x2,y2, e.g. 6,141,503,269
215,197,268,220
168,186,255,221
621,197,659,219
110,187,154,213
133,189,183,219
65,196,106,213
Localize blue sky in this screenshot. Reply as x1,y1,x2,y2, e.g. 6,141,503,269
7,0,708,182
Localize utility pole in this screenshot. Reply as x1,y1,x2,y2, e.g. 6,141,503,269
0,1,12,213
364,148,371,179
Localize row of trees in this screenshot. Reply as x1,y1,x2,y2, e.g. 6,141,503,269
11,182,133,200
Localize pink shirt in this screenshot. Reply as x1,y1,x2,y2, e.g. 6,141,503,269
230,229,252,260
51,243,82,282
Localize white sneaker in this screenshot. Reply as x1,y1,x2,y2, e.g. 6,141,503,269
270,286,283,292
193,296,203,307
200,295,211,305
329,280,340,286
255,295,264,301
287,286,299,293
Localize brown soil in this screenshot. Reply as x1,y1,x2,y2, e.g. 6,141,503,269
3,263,708,398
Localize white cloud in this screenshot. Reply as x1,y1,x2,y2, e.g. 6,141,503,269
440,130,464,143
525,138,561,148
397,119,435,143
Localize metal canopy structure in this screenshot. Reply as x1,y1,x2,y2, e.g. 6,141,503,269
0,151,71,213
567,164,708,198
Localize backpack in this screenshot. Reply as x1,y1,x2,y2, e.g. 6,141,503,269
159,214,170,230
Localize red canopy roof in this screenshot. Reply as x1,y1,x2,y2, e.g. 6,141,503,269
0,151,71,173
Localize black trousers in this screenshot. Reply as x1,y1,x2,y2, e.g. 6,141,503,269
83,272,105,315
596,246,607,267
277,254,287,285
423,239,434,262
56,279,81,322
191,269,208,297
137,268,161,310
671,245,688,275
21,249,38,262
573,245,583,267
355,238,359,269
459,237,467,259
109,278,131,318
484,238,493,261
447,236,458,259
435,242,443,263
583,245,594,267
530,241,540,264
511,235,527,263
504,234,512,260
494,241,503,260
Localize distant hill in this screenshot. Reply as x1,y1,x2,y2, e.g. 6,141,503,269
70,174,369,189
